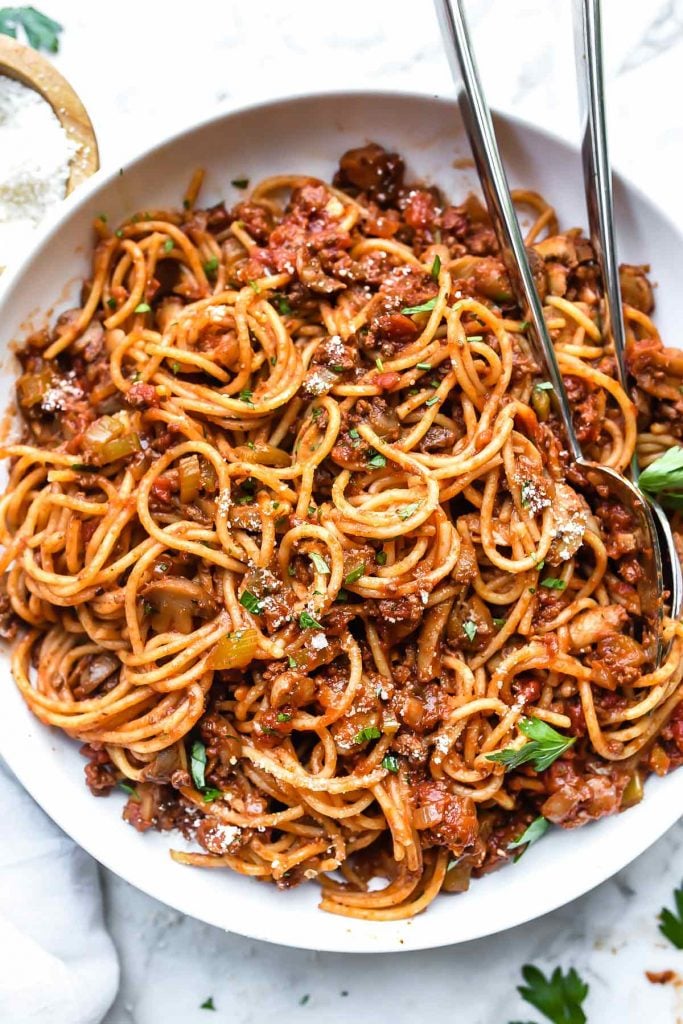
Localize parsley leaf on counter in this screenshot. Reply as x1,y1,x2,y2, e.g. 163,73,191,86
200,995,216,1010
517,964,588,1024
486,717,575,772
659,884,683,948
0,5,62,51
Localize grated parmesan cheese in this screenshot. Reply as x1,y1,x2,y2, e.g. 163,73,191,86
0,77,75,273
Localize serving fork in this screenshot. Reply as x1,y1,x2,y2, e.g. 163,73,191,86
434,0,681,663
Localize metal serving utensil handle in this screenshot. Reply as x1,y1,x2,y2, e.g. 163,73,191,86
434,0,582,462
574,0,683,628
572,0,631,418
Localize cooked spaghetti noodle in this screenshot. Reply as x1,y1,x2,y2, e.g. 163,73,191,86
2,143,683,920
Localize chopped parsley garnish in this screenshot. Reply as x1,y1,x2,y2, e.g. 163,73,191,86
659,884,683,948
430,254,441,279
118,781,139,799
239,389,254,404
397,502,420,520
425,396,439,407
115,228,124,238
200,996,216,1010
288,655,297,668
382,754,399,773
311,407,322,420
516,963,588,1024
330,364,344,373
640,446,683,507
520,481,534,508
492,617,506,628
190,739,209,790
375,357,384,371
349,428,360,439
273,294,291,315
163,238,174,252
142,601,154,616
299,610,323,630
107,297,117,309
541,577,567,590
204,257,219,274
416,361,431,370
248,280,260,292
309,552,330,575
0,7,62,52
276,712,292,723
239,591,263,614
299,995,310,1006
335,589,349,602
486,717,576,772
231,177,249,189
367,451,386,469
508,816,549,861
202,788,222,803
71,463,99,473
462,620,478,643
354,726,381,744
97,213,107,223
376,551,387,566
401,298,437,315
344,563,365,585
134,302,151,313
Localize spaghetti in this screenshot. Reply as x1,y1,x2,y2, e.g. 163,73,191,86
2,142,683,920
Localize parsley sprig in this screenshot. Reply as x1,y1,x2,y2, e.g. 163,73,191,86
659,883,683,948
0,5,62,51
487,717,575,772
511,964,588,1024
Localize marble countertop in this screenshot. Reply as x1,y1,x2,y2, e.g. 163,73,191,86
28,0,683,1020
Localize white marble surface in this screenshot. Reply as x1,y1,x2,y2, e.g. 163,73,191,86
23,0,683,1020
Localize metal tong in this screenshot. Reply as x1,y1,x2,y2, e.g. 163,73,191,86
435,0,680,663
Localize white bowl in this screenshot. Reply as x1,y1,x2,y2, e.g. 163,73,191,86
0,90,681,953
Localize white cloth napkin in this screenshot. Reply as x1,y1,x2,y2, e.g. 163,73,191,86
0,758,119,1023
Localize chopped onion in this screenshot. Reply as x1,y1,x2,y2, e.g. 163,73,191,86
84,414,141,464
209,628,258,670
17,367,53,408
233,443,290,467
179,454,201,504
442,860,472,893
413,802,443,830
620,771,644,809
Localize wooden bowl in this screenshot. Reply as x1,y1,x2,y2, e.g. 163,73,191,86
0,34,99,192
